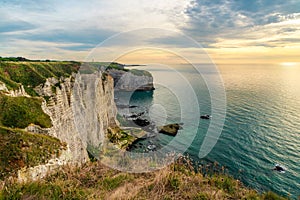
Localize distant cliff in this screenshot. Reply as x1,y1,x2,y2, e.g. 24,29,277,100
108,68,154,91
80,62,155,91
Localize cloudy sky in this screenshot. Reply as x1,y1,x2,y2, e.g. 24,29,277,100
1,0,300,65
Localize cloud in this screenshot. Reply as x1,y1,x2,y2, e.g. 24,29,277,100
0,0,299,63
0,19,36,33
209,14,300,48
0,0,193,59
182,0,300,49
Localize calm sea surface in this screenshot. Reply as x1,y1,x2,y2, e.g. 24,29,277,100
115,64,300,198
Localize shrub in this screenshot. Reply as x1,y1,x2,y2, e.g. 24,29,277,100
167,175,180,190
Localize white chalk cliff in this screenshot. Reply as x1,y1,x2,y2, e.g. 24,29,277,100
108,69,154,91
17,72,118,181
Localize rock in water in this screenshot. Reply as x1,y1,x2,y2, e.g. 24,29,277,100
158,123,182,136
200,115,211,119
133,118,150,127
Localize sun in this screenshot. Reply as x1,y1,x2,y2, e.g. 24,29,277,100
280,62,298,67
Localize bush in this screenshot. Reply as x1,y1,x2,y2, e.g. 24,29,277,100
168,175,180,190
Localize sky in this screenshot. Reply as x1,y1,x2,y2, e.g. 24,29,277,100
0,0,300,65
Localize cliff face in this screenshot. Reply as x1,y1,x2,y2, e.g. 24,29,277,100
72,73,118,155
0,82,29,97
7,72,118,182
0,61,120,181
108,69,154,91
37,72,118,164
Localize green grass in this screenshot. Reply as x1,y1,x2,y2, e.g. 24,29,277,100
0,126,66,180
0,93,52,129
0,61,80,96
107,62,128,72
210,174,237,195
102,174,132,191
167,175,180,190
79,62,129,74
0,181,87,200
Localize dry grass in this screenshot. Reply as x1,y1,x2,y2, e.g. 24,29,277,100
0,157,287,200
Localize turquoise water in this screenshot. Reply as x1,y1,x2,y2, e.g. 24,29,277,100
115,64,300,198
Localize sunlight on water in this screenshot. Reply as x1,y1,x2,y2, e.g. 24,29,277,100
116,64,300,198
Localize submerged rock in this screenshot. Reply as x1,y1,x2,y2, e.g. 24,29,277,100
117,104,138,109
133,118,150,127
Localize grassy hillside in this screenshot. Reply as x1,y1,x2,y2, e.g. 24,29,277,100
0,60,73,180
0,126,66,180
0,158,287,200
0,94,52,128
0,61,80,96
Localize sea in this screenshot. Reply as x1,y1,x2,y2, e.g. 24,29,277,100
114,64,300,199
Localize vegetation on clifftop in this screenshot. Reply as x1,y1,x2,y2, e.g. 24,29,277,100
0,60,74,181
79,62,152,77
0,158,287,200
0,126,66,180
0,61,80,96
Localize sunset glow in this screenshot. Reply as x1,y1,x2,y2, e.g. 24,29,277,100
0,1,300,65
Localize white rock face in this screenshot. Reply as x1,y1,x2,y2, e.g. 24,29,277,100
9,85,30,97
72,72,118,155
40,72,118,164
0,82,30,97
16,72,118,182
0,81,8,92
108,69,154,91
17,148,72,183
